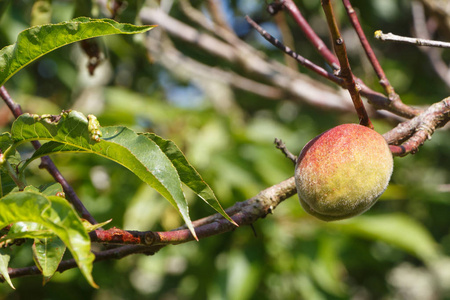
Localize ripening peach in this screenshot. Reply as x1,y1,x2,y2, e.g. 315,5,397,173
294,124,393,221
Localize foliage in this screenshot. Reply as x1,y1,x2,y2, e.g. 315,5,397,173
0,0,449,300
0,14,231,290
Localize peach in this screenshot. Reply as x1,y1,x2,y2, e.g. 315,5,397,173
294,124,393,221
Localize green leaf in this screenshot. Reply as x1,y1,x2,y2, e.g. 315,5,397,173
0,191,97,287
0,133,12,152
334,214,440,263
37,182,63,196
8,218,69,283
0,17,156,86
144,133,237,226
33,236,66,284
0,248,14,289
82,219,112,232
0,229,54,242
12,111,197,239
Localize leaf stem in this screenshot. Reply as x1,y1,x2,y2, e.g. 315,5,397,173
3,160,26,190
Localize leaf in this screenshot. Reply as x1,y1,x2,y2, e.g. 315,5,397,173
0,191,97,287
11,111,197,239
0,133,12,152
82,219,112,232
0,248,14,289
0,229,54,242
0,17,156,86
144,133,237,226
334,214,440,263
37,182,64,196
6,219,66,282
33,236,66,284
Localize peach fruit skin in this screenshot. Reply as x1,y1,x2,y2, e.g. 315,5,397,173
294,124,393,221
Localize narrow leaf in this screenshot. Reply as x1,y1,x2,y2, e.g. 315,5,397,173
0,17,155,86
144,133,237,226
0,248,14,289
11,111,197,239
82,219,112,232
0,192,97,287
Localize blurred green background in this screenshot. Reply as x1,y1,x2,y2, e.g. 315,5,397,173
0,0,449,299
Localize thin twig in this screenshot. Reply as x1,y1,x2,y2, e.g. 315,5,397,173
0,86,98,225
274,138,297,165
141,6,421,119
375,30,450,48
321,0,373,128
141,7,355,112
342,0,399,100
245,16,344,86
282,0,340,69
278,0,420,119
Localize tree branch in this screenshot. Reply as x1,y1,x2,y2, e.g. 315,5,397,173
384,97,450,156
281,0,340,69
342,0,399,100
374,30,450,48
3,177,297,280
245,16,344,86
140,7,356,112
278,0,420,119
321,0,373,128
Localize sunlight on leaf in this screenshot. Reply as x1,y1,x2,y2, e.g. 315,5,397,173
0,192,97,287
144,133,237,226
10,111,198,239
0,17,155,86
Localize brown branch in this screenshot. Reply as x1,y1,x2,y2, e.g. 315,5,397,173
5,244,158,280
0,86,98,225
282,0,340,69
278,1,421,119
140,7,355,112
384,97,450,156
141,6,423,119
3,177,297,280
91,176,296,246
321,0,373,128
274,138,297,165
341,0,399,100
358,81,422,119
245,16,344,86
